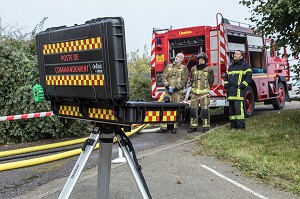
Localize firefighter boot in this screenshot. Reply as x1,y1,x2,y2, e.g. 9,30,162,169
156,124,169,133
156,128,169,133
187,128,197,133
171,129,177,134
230,121,237,130
189,107,198,133
202,127,210,133
170,123,178,134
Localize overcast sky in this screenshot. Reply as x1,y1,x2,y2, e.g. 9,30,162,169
0,0,251,54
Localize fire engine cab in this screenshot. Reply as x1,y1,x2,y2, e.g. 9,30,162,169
150,13,290,117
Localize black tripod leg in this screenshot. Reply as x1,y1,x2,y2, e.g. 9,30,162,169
115,129,152,199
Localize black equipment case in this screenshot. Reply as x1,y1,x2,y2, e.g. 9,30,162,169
36,17,187,126
52,101,186,125
36,17,128,105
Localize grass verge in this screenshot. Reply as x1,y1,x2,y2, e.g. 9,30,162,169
198,109,300,195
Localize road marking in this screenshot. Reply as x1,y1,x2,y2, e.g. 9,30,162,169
201,164,269,199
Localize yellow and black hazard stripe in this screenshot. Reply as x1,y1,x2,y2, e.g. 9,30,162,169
43,37,101,55
59,105,82,117
46,74,104,86
88,108,117,121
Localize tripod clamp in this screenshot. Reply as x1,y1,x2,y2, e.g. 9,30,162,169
116,129,142,172
82,138,96,151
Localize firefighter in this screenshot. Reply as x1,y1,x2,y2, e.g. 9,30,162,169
187,52,214,133
224,50,252,130
156,53,189,133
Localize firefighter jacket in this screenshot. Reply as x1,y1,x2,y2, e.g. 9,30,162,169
162,63,189,92
190,65,214,95
224,60,252,101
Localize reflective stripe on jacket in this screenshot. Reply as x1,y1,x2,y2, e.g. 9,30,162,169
224,60,252,101
190,65,214,95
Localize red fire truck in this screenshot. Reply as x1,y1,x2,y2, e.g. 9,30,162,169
150,13,291,117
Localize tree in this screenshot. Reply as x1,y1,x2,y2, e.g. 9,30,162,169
0,19,88,144
127,46,152,101
240,0,300,81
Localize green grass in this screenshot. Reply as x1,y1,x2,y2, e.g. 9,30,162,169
198,109,300,195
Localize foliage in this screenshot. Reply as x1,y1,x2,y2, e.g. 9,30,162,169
127,46,152,101
240,0,300,81
0,19,88,144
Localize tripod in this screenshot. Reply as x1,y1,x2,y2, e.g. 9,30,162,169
58,123,152,199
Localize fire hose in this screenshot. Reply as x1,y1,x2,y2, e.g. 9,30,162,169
0,124,149,171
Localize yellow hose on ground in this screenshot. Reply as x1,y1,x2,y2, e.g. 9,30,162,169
0,123,151,158
0,138,87,158
0,124,149,171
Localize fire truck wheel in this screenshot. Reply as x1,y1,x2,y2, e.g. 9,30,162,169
272,82,285,110
244,86,255,118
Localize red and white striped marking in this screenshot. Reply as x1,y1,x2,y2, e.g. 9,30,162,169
209,23,228,98
210,85,225,97
151,32,160,99
151,33,156,68
152,83,163,99
219,24,230,65
0,112,53,121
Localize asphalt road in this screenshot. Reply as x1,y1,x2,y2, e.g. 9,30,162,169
0,101,299,198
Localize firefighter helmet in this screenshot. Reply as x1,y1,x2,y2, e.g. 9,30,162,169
197,52,208,62
174,53,184,63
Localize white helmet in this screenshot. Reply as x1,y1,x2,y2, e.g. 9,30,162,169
174,53,184,63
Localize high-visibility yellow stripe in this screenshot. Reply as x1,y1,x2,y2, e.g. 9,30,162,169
229,116,236,120
59,105,82,116
227,71,243,75
43,37,102,55
227,68,252,75
242,81,248,87
45,75,104,86
244,68,252,74
88,108,117,121
227,96,244,101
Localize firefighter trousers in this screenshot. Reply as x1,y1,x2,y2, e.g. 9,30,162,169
228,100,245,129
190,94,210,129
160,91,181,130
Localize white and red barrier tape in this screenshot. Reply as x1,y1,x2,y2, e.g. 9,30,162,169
181,93,210,104
180,86,219,104
0,112,53,122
